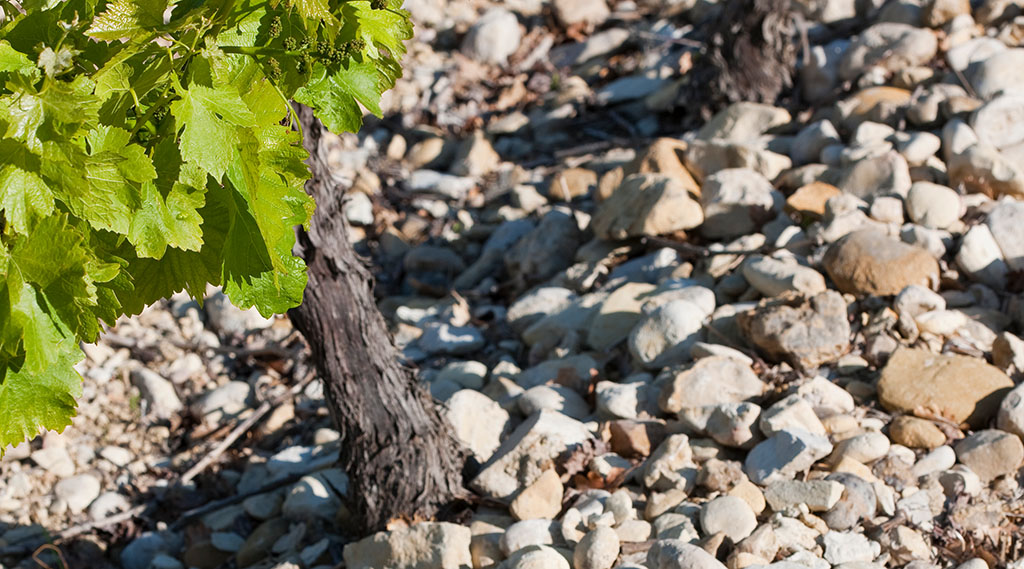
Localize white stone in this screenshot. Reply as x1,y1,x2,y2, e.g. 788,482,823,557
906,182,961,229
912,445,957,478
472,410,592,501
447,390,509,462
131,368,183,420
54,474,101,514
743,255,826,298
700,495,758,541
461,8,521,65
957,224,1008,288
344,522,472,569
628,300,706,369
760,394,827,438
822,531,880,564
744,428,833,485
764,479,844,512
700,168,780,240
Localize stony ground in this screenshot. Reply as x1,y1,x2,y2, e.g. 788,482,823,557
4,0,1024,568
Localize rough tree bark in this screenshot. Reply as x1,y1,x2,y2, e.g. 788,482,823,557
677,0,796,125
287,105,470,535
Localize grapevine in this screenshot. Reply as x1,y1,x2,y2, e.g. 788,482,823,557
0,0,413,450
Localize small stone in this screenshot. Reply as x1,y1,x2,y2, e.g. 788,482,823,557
839,23,938,81
954,429,1024,482
451,132,500,177
54,473,100,514
738,290,851,369
697,103,791,142
765,480,844,512
574,527,620,569
343,522,473,569
795,376,856,418
552,0,609,27
242,493,282,520
519,385,591,421
905,182,961,229
831,432,890,465
647,539,728,569
447,390,509,462
192,380,251,423
436,361,488,390
745,429,833,485
344,192,374,226
822,531,880,565
510,469,564,521
822,473,877,530
588,283,657,352
877,347,1013,428
502,520,557,555
701,495,758,542
549,168,597,201
461,8,521,65
237,518,290,567
499,545,571,569
211,532,246,553
472,411,592,501
823,230,939,296
760,395,827,438
121,533,172,569
742,256,826,298
966,49,1024,101
986,200,1024,271
970,94,1024,150
659,356,766,414
912,445,957,478
592,174,703,241
786,182,843,219
418,323,485,355
890,416,946,449
700,168,780,240
956,224,1009,288
131,368,183,420
89,491,131,521
31,446,75,477
706,403,762,449
838,151,912,200
924,0,970,26
628,300,706,369
643,434,696,492
791,121,842,165
282,472,343,520
948,142,1024,198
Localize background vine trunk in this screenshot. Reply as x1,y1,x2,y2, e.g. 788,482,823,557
287,105,469,535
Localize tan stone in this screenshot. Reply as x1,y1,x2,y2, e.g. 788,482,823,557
586,282,656,351
629,138,701,197
591,174,704,240
889,416,946,449
877,347,1013,428
786,182,842,218
823,229,939,295
728,479,767,514
510,469,564,520
608,419,667,458
548,167,598,201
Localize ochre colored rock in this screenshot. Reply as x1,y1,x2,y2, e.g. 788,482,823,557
877,347,1013,428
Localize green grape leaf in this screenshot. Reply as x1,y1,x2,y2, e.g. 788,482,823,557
0,139,54,233
170,83,257,181
341,1,412,65
294,58,382,133
0,282,83,451
0,40,41,81
8,215,108,342
87,0,167,41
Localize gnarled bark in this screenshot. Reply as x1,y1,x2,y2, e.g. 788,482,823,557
288,106,469,535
